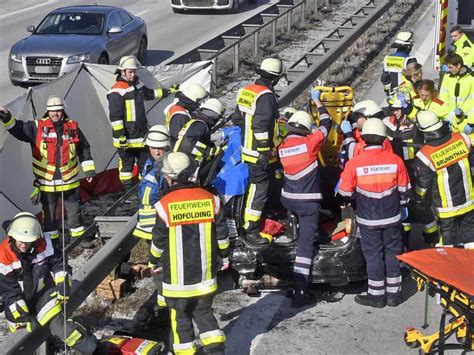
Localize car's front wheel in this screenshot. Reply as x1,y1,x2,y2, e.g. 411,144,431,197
137,37,147,65
172,7,184,13
98,53,109,65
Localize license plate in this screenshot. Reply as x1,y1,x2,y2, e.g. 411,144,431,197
35,66,52,74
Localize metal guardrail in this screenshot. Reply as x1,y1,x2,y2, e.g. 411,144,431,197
3,1,396,352
2,214,138,354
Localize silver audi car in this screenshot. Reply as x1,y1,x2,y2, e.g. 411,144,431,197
9,5,147,86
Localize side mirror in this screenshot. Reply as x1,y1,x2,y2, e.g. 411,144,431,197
26,25,35,33
108,26,122,34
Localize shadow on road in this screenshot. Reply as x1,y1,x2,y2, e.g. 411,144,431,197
146,50,175,65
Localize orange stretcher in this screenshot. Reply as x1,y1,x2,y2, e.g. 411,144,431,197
397,248,474,354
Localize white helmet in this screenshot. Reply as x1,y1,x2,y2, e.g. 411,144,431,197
416,111,443,132
145,125,170,148
361,118,387,138
394,31,414,46
161,152,193,181
180,83,209,103
46,96,66,111
8,212,42,243
281,107,297,117
353,100,383,118
257,57,284,77
117,55,140,71
200,98,225,116
287,111,313,132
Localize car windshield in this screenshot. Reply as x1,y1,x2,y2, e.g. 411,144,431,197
35,12,105,35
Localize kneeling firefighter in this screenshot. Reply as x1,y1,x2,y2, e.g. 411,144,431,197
278,95,333,307
151,152,229,354
0,213,97,353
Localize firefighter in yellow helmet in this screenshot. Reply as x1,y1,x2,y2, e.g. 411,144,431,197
414,111,474,248
107,55,179,190
0,96,96,244
232,57,284,247
151,152,229,354
0,212,97,352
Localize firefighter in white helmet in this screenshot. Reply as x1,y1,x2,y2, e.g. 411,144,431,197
166,83,210,148
232,57,284,247
0,212,97,352
414,111,474,249
339,119,411,308
0,97,96,245
107,55,179,191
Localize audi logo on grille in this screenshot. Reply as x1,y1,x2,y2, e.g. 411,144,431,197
36,58,51,65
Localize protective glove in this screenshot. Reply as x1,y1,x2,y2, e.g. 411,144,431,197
441,64,449,73
220,257,230,271
455,107,464,118
400,206,409,221
167,84,180,95
340,120,353,135
256,151,270,166
30,185,40,206
397,93,408,109
310,88,321,102
0,109,11,124
464,124,473,135
118,135,128,149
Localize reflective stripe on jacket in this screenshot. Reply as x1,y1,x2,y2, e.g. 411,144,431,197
166,104,192,148
412,96,451,120
339,146,411,228
152,185,229,298
415,132,474,218
383,115,423,161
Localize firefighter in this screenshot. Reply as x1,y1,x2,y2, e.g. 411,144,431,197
232,57,283,247
413,79,451,120
0,212,97,352
438,53,474,133
449,25,474,69
413,111,474,248
173,97,225,165
132,125,170,240
383,97,438,247
0,97,95,244
381,31,415,96
278,103,332,307
151,152,229,355
166,83,209,147
340,100,392,167
107,55,178,190
339,118,411,308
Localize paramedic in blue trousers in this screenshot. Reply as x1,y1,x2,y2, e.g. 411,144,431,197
338,118,411,308
278,90,333,307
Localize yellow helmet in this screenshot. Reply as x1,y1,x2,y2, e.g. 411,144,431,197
8,212,42,243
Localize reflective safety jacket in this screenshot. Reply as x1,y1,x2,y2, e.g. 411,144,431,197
278,107,331,201
383,115,423,163
438,68,474,127
381,52,413,92
453,33,474,69
233,78,279,164
412,96,451,120
339,146,411,228
0,237,70,331
151,184,229,298
107,76,167,148
133,158,165,240
3,114,95,192
165,103,192,148
173,118,217,163
397,75,418,101
414,132,474,218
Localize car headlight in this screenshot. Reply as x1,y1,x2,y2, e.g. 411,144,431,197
10,53,22,63
67,53,90,64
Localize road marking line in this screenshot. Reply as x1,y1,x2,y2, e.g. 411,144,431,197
0,0,58,20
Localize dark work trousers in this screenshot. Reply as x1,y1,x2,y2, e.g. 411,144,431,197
281,197,320,291
265,161,284,211
166,294,225,354
243,162,270,235
439,209,474,246
359,225,403,301
117,147,149,189
40,188,83,241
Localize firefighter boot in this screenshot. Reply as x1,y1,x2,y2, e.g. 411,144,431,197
354,294,386,308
